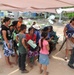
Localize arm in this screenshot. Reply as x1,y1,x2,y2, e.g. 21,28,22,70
2,30,9,44
16,35,19,43
22,38,27,49
33,34,36,43
63,26,68,38
47,37,53,42
2,30,10,48
70,38,74,43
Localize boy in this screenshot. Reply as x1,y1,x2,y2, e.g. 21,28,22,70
17,24,29,73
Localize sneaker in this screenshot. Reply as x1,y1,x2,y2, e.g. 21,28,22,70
21,69,29,73
24,69,29,73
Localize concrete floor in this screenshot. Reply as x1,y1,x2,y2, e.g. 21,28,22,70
0,22,74,75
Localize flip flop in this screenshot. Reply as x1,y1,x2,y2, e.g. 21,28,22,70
40,69,43,74
46,72,49,75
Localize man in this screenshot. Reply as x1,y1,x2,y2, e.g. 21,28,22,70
17,17,23,31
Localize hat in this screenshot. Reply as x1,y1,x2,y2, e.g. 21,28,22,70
32,24,40,30
72,34,74,38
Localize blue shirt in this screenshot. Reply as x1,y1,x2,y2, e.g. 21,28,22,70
34,30,40,44
66,24,74,38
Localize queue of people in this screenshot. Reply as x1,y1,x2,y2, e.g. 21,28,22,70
1,16,74,74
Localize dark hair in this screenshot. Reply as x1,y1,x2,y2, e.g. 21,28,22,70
9,24,14,27
12,21,18,26
20,24,26,31
41,32,48,49
3,17,10,23
18,17,23,20
49,26,53,31
32,22,36,25
43,27,48,32
28,27,34,33
70,17,74,23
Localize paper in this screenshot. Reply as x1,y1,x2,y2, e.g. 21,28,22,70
27,40,37,49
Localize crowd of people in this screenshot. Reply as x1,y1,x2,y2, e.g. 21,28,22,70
1,16,74,75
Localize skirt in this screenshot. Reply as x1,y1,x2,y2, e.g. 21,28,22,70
39,53,49,65
64,39,74,50
28,50,38,58
3,40,15,57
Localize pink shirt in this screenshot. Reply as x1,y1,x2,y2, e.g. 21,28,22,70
39,39,49,55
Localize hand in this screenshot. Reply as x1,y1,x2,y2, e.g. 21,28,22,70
65,35,68,39
33,41,36,43
51,36,54,39
7,43,10,49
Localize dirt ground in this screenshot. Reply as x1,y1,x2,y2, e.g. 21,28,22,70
0,21,74,75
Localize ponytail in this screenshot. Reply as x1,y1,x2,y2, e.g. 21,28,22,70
40,31,48,49
41,38,44,49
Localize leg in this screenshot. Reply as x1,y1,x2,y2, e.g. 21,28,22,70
65,49,68,57
39,63,43,74
33,51,38,65
5,56,13,68
43,65,48,75
18,53,21,70
27,51,33,68
13,41,18,64
65,40,69,60
21,54,29,73
15,52,18,64
21,54,26,71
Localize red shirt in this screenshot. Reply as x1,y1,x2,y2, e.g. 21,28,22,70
26,34,36,50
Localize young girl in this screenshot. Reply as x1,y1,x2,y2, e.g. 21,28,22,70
39,32,50,75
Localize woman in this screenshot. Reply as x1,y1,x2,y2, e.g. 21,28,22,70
1,17,14,67
64,17,74,60
12,21,19,64
48,26,59,53
39,32,49,75
26,27,38,68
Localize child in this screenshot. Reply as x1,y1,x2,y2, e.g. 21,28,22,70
39,32,50,75
17,24,29,73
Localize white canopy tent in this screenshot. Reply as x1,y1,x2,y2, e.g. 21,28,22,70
0,0,74,12
0,0,73,24
62,8,74,12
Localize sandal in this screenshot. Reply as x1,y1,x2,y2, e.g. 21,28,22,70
40,69,43,74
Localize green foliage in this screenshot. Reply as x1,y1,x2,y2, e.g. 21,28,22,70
63,7,74,19
64,12,74,19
